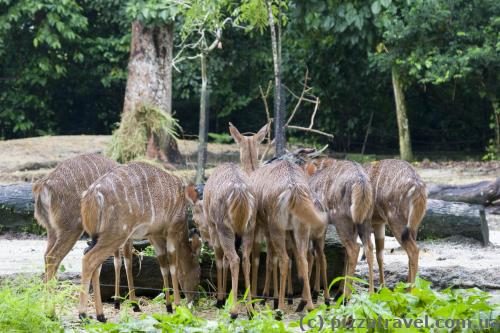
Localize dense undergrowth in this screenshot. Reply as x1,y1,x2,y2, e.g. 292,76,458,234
0,275,499,332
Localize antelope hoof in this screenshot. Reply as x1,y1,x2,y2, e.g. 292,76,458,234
273,298,279,310
311,290,319,302
78,313,88,322
230,312,238,320
96,314,107,323
259,298,266,306
132,303,142,312
287,295,293,305
325,298,331,306
114,300,120,310
166,304,173,313
295,300,307,312
215,299,225,309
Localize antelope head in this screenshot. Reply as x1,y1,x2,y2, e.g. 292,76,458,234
229,122,269,174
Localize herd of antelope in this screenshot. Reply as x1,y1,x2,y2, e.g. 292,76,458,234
32,123,427,322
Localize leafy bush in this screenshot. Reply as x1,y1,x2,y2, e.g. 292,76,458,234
83,277,500,332
0,276,77,332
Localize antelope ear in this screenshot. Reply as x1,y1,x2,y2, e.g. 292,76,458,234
305,163,317,176
185,184,199,204
254,123,270,143
228,122,243,144
191,234,202,257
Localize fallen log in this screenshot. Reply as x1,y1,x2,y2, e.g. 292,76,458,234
418,199,488,245
99,225,347,301
0,183,36,231
427,178,500,206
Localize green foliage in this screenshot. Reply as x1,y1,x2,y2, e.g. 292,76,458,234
82,277,500,332
108,105,180,163
0,0,88,137
208,132,233,144
125,0,185,25
0,276,77,332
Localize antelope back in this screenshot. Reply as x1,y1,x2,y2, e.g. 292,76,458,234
32,153,118,229
364,159,427,222
309,160,373,224
204,163,254,236
251,159,325,228
83,162,187,235
229,123,269,174
82,161,200,292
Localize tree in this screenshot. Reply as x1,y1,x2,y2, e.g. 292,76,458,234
372,0,500,159
124,1,184,165
0,0,88,138
175,0,231,183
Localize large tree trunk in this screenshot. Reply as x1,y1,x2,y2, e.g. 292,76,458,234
195,54,209,183
267,1,285,157
427,179,500,206
391,67,413,161
419,199,489,245
123,21,182,165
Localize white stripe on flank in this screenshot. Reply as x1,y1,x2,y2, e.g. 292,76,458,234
138,164,155,224
89,156,102,175
64,165,80,194
374,163,385,202
108,177,121,204
78,163,89,187
112,173,132,214
156,169,166,222
128,168,144,214
130,167,145,215
83,156,99,180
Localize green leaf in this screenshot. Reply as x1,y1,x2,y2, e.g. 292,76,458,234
371,1,381,15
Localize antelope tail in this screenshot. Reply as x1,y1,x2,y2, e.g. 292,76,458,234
228,183,254,236
350,179,374,225
402,183,427,242
81,189,105,254
280,185,327,228
32,180,50,229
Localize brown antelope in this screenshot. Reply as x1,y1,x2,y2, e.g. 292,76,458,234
364,159,427,285
78,162,201,322
32,154,118,283
306,159,375,298
229,123,328,312
186,163,256,319
33,154,142,310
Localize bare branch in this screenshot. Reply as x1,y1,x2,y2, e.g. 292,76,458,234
286,125,334,139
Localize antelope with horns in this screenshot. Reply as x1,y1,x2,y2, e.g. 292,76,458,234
78,162,201,322
186,163,256,319
364,159,427,285
306,158,375,298
229,122,327,312
32,154,142,310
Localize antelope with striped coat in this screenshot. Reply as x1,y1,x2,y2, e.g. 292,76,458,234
78,162,201,322
187,163,256,318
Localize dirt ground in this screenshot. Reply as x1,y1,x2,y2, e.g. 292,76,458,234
1,135,500,322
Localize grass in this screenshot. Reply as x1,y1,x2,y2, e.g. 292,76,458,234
107,104,180,163
0,276,78,332
1,275,499,332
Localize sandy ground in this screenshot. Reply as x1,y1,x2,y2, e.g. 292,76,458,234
0,135,239,184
